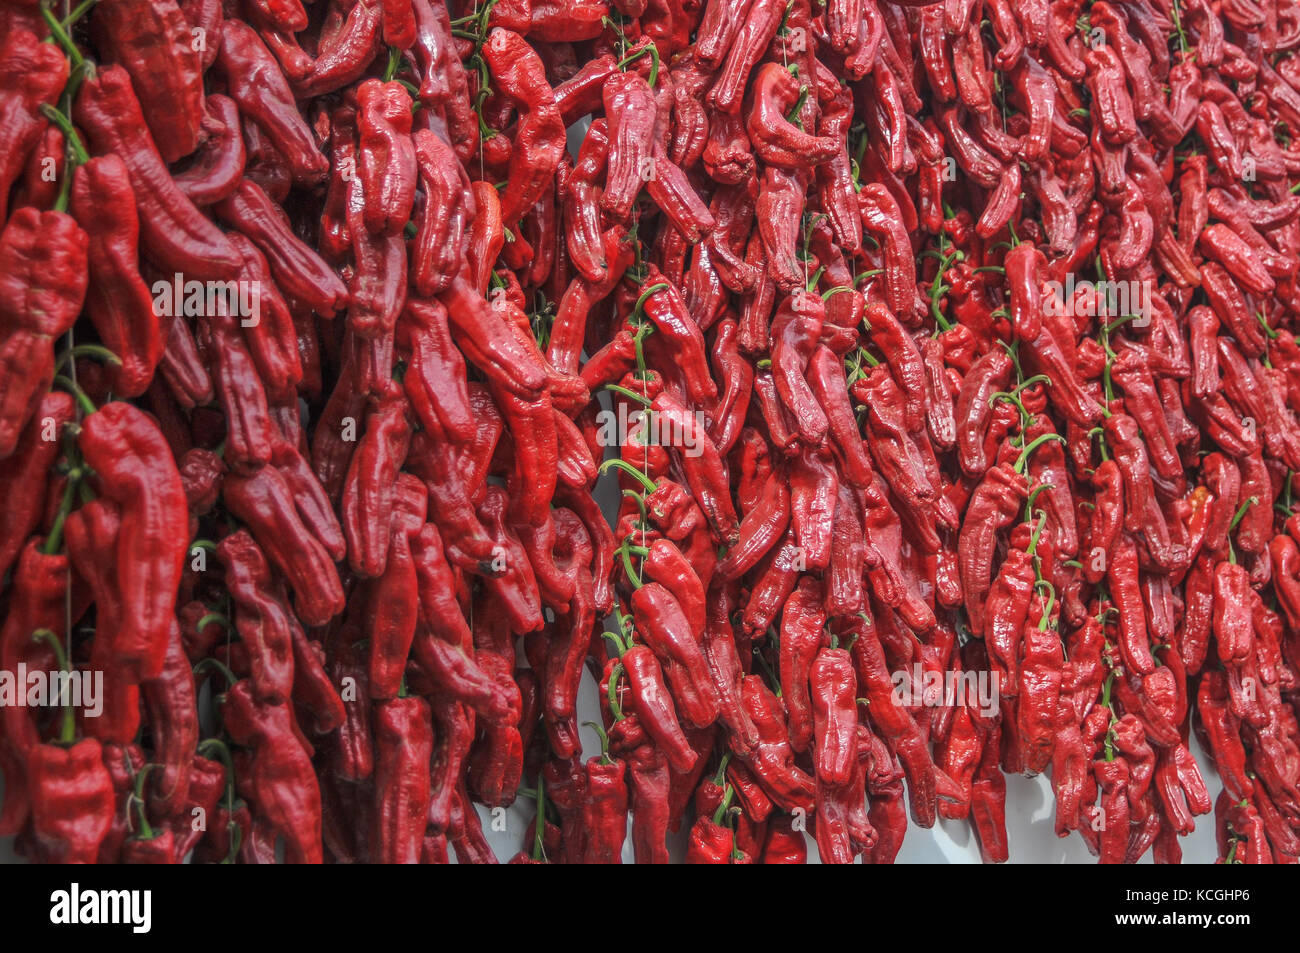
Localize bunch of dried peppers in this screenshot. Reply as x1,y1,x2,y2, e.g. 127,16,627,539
2,0,1300,865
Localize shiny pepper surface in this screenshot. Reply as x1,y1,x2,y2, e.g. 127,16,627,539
371,696,434,864
0,208,88,458
221,680,323,864
78,402,188,682
27,739,115,864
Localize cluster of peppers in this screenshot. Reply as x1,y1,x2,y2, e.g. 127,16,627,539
3,0,1300,865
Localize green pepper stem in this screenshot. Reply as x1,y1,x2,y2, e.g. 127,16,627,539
601,630,628,659
616,42,660,87
1026,509,1048,557
1088,425,1112,461
1034,579,1057,631
599,456,657,492
712,752,733,787
32,629,76,744
1014,432,1065,474
195,612,232,634
606,661,625,720
786,84,811,129
997,338,1022,378
582,721,612,763
1024,481,1053,514
222,819,243,864
62,0,99,28
384,45,402,82
40,5,84,68
988,389,1032,431
1229,496,1259,532
197,737,237,807
53,375,98,416
1103,312,1142,336
621,488,648,524
929,274,954,332
712,783,735,826
38,104,90,166
53,344,121,376
192,657,238,689
618,541,644,589
631,319,654,375
632,281,670,320
40,469,82,555
1013,373,1051,394
603,383,654,408
131,764,157,840
620,538,650,558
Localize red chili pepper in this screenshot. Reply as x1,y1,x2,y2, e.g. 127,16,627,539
533,524,589,756
217,21,328,186
167,752,226,861
620,645,698,774
75,66,240,283
1201,262,1267,357
223,463,345,628
1092,754,1131,865
984,543,1035,696
789,445,839,572
722,450,790,556
65,156,161,398
581,754,628,864
734,674,814,815
214,178,347,315
810,645,857,788
1106,534,1154,676
1196,670,1254,803
637,270,719,404
0,29,69,223
1104,413,1186,572
483,28,566,227
1017,588,1063,774
355,79,418,236
227,233,303,399
68,402,185,684
371,695,433,864
0,391,73,585
848,614,944,829
957,463,1028,636
857,366,939,524
761,813,808,864
954,348,1013,478
359,474,422,700
28,737,116,864
293,0,383,98
216,530,296,706
221,679,322,863
340,385,412,577
0,209,88,459
410,131,474,296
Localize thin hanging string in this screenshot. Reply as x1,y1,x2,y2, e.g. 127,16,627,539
62,0,76,659
476,1,486,184
776,15,809,291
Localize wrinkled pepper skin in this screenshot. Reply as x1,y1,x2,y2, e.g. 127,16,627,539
78,402,189,682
